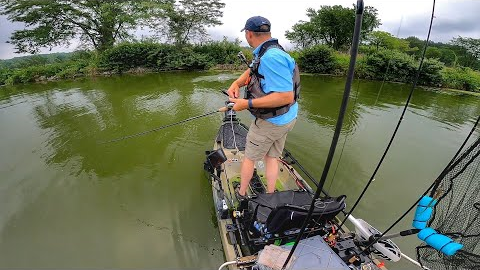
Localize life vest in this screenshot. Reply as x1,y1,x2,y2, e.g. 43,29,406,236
245,39,300,119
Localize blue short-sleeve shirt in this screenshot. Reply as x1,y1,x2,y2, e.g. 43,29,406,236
252,38,298,126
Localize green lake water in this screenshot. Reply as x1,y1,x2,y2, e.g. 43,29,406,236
0,72,478,269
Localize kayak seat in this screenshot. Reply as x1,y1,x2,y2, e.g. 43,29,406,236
248,190,346,234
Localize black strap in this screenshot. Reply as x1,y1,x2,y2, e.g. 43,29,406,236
253,40,285,79
258,40,285,58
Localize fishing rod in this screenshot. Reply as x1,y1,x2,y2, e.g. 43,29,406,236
281,0,365,268
237,51,249,66
339,0,437,228
101,102,234,144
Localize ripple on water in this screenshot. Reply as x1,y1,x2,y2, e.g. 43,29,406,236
191,73,238,83
134,90,182,115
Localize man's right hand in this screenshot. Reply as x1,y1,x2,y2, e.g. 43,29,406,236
228,69,250,98
227,82,240,98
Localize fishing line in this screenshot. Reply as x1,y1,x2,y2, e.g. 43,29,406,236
100,107,229,144
374,15,404,106
430,115,480,196
340,0,437,228
357,113,479,258
328,75,362,192
120,204,223,256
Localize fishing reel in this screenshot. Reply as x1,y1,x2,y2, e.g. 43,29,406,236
226,102,235,110
223,101,237,121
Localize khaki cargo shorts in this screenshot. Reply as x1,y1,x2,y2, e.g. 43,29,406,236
245,118,296,161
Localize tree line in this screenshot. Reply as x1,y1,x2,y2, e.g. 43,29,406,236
0,1,479,92
0,0,224,53
285,5,480,71
285,4,479,91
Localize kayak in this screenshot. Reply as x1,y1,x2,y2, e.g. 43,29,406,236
203,107,394,270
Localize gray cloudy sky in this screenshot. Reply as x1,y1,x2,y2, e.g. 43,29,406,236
1,0,479,60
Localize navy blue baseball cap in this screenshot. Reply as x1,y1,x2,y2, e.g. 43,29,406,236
241,16,271,32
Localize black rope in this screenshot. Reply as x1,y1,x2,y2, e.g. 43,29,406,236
281,1,365,268
340,0,437,228
99,110,220,144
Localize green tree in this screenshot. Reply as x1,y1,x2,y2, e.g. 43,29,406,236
367,31,410,52
285,21,319,49
404,36,423,55
159,0,225,46
285,5,380,50
451,36,480,69
425,47,442,59
438,48,456,66
0,0,173,53
451,36,480,60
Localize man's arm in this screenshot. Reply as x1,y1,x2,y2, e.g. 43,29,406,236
227,69,250,98
230,50,295,111
229,91,294,111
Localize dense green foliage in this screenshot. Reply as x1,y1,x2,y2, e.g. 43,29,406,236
366,31,411,52
297,45,335,73
441,67,480,92
295,47,478,92
0,38,478,93
0,53,73,69
357,50,443,86
404,36,480,70
160,0,225,45
285,5,380,50
0,0,175,53
0,41,243,85
0,1,478,93
1,40,479,93
100,40,241,72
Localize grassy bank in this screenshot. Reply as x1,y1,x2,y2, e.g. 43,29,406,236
1,41,479,93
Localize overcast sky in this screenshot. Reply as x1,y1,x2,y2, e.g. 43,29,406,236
1,0,479,60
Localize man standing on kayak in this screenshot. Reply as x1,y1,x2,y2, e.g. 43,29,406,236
228,16,300,199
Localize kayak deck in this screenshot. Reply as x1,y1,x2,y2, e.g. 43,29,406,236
205,112,389,270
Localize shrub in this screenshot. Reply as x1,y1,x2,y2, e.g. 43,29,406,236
362,49,417,82
332,52,350,75
297,45,335,73
287,50,300,61
240,48,253,64
100,42,161,72
160,46,210,70
441,67,480,92
418,58,444,86
100,42,243,72
5,64,65,84
193,40,242,65
0,69,12,85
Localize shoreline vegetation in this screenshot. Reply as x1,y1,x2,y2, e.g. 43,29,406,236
1,41,479,93
1,2,479,93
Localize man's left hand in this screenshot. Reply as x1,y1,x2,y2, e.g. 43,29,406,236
228,98,249,111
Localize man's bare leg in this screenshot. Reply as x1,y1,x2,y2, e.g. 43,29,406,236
239,157,255,196
265,155,278,193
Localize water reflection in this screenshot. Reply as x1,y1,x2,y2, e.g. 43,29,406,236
0,72,478,269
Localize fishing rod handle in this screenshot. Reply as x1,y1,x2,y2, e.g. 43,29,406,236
237,51,249,66
218,102,235,112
